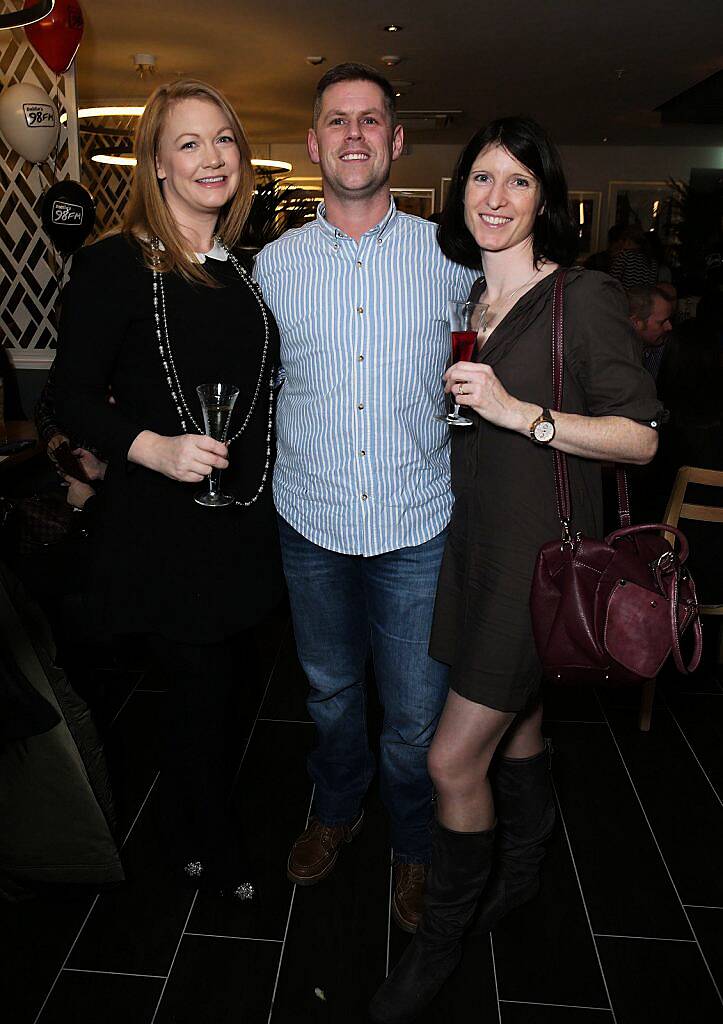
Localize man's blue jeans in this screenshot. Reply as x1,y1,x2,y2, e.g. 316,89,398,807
277,515,449,863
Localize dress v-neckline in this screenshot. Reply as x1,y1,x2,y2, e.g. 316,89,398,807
475,267,562,360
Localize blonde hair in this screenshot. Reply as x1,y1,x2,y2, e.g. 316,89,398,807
123,78,254,286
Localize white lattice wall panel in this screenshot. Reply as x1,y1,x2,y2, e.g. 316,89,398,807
0,16,77,362
80,117,135,239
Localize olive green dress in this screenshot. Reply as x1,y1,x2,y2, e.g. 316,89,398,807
430,268,662,711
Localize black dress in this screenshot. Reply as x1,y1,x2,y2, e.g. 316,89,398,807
54,234,283,645
430,269,662,712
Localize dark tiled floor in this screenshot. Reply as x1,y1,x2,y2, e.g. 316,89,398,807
3,621,723,1024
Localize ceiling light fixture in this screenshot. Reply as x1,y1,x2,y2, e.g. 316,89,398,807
305,56,325,66
88,154,293,173
133,53,156,79
384,24,403,32
251,159,292,174
380,55,402,67
0,0,54,31
91,150,136,166
60,106,146,124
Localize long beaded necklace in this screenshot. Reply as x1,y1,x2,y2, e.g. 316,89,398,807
151,236,274,508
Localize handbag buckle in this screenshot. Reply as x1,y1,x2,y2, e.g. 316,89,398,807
560,519,580,550
561,519,573,548
655,550,677,574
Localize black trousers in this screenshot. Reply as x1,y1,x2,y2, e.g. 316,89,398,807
147,632,250,873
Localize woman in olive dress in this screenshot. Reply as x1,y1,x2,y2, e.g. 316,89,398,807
371,116,661,1022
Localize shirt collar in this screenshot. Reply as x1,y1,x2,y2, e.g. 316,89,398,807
155,237,229,262
196,237,229,262
316,196,398,246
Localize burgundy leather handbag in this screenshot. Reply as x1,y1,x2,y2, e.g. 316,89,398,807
530,271,702,686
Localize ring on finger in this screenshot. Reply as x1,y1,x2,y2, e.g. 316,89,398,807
457,382,466,396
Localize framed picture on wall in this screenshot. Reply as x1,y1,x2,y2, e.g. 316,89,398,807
607,181,682,244
439,177,452,211
391,188,435,219
568,190,601,261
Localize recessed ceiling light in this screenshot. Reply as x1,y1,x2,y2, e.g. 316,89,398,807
384,24,403,32
380,55,402,67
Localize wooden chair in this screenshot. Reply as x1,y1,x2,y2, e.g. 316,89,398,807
639,466,723,731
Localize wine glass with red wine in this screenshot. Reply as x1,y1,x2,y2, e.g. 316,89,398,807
436,299,488,427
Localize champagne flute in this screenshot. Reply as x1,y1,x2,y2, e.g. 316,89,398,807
436,299,488,427
194,382,240,507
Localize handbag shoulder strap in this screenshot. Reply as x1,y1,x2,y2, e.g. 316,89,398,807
551,271,571,533
550,269,630,534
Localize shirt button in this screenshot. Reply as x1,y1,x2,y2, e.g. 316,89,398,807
357,306,364,314
357,403,364,410
360,450,366,456
361,493,368,501
356,260,363,267
358,354,364,362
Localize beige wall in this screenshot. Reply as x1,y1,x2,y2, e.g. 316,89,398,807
263,139,723,241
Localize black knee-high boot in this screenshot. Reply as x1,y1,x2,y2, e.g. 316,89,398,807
471,742,555,935
369,821,495,1024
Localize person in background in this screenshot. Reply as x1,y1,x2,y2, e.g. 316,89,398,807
54,78,283,900
657,317,723,476
35,360,107,484
628,284,675,380
370,116,660,1023
609,225,659,289
254,62,477,933
584,223,625,275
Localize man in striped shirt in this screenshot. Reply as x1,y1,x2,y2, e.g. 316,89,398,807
254,63,476,932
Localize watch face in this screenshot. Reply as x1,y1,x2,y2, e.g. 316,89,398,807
534,420,555,443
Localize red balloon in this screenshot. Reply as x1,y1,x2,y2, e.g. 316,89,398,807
24,0,84,75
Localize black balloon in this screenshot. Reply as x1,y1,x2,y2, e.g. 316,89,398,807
41,180,96,256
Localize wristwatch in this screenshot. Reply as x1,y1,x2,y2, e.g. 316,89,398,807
529,407,556,444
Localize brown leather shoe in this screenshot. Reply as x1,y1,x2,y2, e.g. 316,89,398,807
392,861,428,933
287,810,364,885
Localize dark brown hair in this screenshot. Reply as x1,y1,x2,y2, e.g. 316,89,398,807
312,62,397,128
438,116,577,269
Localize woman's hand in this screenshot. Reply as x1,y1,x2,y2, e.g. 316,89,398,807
128,430,229,483
73,447,107,481
444,361,532,433
63,475,96,509
444,361,657,464
46,432,70,463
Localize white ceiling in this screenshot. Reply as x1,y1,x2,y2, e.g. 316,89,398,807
72,0,722,147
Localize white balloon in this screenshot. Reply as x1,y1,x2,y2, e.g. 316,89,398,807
0,82,60,164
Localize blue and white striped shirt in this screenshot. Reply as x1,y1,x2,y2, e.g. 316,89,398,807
253,199,477,556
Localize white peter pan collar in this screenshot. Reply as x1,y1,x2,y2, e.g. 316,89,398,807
154,238,229,262
196,238,229,262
